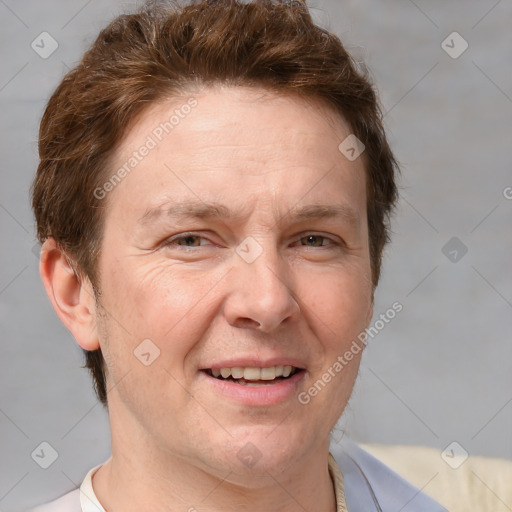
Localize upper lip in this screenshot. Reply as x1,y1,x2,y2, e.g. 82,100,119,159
200,357,306,370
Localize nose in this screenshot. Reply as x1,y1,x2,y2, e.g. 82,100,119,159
223,243,301,332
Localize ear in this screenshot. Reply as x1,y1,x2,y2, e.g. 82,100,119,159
365,293,374,326
39,238,100,351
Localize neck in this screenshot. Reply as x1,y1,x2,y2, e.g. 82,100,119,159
93,427,336,512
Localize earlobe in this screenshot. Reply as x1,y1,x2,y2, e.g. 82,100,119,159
365,295,374,326
366,309,373,327
39,238,100,351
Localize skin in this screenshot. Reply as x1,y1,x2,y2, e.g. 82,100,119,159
40,85,374,512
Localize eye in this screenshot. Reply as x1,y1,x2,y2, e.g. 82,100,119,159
165,234,213,249
296,234,338,248
162,232,341,251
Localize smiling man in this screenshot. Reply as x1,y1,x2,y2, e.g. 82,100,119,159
30,1,445,511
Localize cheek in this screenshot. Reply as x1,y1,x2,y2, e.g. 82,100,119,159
104,258,202,322
299,262,372,337
131,262,225,330
305,264,370,409
100,258,225,368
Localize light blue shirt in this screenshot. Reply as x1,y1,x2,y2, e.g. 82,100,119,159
332,436,447,511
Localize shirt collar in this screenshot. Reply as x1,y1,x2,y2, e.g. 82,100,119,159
328,451,349,512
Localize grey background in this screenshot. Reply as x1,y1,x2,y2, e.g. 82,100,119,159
1,0,511,510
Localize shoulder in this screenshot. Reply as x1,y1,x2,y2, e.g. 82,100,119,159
25,488,81,512
360,442,512,512
331,437,447,511
25,460,106,512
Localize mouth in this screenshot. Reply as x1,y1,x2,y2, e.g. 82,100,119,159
202,365,304,386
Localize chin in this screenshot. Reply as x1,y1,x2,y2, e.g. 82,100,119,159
218,428,312,477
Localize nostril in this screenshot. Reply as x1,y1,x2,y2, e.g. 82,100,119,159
234,318,261,329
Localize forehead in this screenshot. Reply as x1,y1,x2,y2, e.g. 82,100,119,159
104,85,367,221
116,84,356,164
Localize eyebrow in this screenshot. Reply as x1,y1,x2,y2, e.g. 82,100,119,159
285,203,360,228
138,199,360,228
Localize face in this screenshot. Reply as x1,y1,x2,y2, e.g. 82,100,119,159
94,85,373,479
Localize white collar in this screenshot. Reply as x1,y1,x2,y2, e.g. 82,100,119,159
79,460,108,512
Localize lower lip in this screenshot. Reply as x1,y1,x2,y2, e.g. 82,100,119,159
200,370,306,406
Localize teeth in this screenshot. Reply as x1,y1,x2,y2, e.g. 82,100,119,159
244,367,261,380
260,367,276,380
231,367,244,379
209,365,298,381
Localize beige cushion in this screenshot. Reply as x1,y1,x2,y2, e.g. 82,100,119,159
360,443,512,512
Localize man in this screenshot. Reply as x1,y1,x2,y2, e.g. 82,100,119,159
30,0,446,510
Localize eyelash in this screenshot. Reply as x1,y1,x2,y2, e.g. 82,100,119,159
164,233,341,251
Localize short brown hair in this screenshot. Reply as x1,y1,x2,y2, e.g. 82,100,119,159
32,0,399,406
